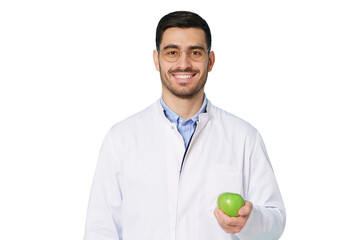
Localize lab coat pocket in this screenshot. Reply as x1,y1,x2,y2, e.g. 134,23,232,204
204,164,243,217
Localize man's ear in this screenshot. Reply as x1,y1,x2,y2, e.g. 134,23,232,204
207,51,215,72
153,50,160,71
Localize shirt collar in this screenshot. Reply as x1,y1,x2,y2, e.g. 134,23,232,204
160,94,208,124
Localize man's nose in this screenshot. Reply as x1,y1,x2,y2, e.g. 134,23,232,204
175,51,192,69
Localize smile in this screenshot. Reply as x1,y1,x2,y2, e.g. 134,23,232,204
171,73,197,79
175,75,191,79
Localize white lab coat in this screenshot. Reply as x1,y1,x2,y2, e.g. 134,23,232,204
84,100,286,240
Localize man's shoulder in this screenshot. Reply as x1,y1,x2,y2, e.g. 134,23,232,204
109,100,161,133
209,102,258,134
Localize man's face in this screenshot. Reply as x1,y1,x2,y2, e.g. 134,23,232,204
153,27,215,99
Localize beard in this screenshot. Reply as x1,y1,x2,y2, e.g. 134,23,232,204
159,65,208,99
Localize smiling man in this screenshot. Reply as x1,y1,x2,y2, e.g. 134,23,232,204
154,27,213,99
84,11,286,240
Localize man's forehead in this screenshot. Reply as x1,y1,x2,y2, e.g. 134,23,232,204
160,27,207,48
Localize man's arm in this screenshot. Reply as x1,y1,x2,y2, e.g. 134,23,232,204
214,132,286,239
84,131,122,240
214,202,285,240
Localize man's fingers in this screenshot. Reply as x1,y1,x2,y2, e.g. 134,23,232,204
238,200,253,216
215,208,231,225
214,206,249,234
215,208,235,225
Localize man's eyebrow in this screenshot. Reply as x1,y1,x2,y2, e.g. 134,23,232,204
188,45,206,51
162,44,180,50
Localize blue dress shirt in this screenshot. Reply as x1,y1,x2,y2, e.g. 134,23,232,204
160,96,208,149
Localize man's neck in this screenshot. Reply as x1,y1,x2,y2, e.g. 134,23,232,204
162,91,205,120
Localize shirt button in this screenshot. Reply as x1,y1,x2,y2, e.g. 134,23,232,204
171,126,175,129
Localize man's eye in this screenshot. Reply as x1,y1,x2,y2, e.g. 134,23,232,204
165,49,179,56
191,50,204,56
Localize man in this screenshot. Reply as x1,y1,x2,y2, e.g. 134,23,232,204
84,11,286,240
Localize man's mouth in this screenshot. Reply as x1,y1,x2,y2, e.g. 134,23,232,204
172,74,195,79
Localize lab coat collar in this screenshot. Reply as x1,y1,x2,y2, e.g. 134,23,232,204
156,98,212,127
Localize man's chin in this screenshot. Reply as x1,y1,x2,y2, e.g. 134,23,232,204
169,88,203,99
161,74,206,99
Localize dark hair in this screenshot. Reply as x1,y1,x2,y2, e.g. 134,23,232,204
155,11,212,51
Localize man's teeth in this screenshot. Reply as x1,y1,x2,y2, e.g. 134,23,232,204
174,75,192,79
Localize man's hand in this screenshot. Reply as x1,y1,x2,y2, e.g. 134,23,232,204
214,200,253,234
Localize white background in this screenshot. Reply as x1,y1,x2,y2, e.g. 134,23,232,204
1,0,359,239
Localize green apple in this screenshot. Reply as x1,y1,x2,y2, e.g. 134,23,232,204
217,192,245,217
